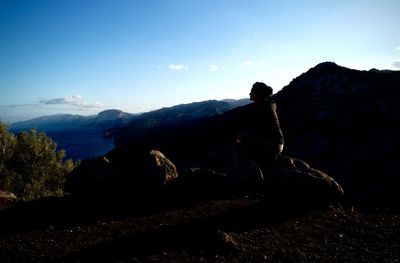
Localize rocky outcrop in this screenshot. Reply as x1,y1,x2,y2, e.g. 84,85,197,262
66,146,343,208
264,165,344,205
158,150,344,206
0,191,18,210
64,156,116,196
147,150,178,186
65,149,178,196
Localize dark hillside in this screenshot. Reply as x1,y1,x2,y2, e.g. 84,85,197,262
274,62,400,207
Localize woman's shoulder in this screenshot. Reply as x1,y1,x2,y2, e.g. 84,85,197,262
263,98,277,109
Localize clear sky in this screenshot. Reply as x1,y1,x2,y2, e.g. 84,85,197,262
1,0,399,122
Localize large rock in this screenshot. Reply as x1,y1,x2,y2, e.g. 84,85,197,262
64,156,117,196
0,191,18,210
262,155,344,206
146,150,178,186
228,161,265,193
65,149,178,197
65,144,343,209
167,168,228,198
165,153,343,208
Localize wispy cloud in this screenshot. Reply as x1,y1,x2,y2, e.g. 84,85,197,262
392,60,400,69
0,103,37,109
208,65,219,72
168,64,189,71
0,96,103,110
395,47,400,51
39,95,103,109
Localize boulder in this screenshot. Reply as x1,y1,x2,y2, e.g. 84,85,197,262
0,191,18,210
65,156,116,196
262,157,344,206
167,168,227,198
166,154,343,206
65,145,343,209
228,161,265,193
65,149,178,197
147,150,178,185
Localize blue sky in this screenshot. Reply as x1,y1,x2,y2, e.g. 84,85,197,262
1,0,399,122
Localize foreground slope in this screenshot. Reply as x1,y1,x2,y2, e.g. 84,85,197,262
0,194,398,262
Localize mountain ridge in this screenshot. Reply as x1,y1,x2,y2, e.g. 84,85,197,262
10,99,251,132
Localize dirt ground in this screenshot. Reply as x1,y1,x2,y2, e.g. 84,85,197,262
0,193,399,263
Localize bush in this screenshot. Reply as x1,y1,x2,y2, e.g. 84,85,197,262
0,121,76,200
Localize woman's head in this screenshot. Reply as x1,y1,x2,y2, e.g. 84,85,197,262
250,82,273,102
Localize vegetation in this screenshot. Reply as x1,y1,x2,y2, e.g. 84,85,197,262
0,121,76,200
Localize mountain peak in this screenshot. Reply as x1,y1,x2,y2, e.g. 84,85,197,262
98,109,123,115
274,61,400,107
308,61,348,75
314,61,339,68
97,109,131,122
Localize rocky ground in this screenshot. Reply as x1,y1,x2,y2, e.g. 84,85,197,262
0,193,399,263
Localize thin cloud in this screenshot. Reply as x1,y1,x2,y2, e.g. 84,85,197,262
395,47,400,51
168,64,189,71
0,103,37,109
209,65,219,72
39,95,103,109
392,60,400,69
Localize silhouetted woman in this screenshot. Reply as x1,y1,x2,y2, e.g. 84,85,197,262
230,82,284,166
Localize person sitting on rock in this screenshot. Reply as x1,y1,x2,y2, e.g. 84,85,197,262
229,82,284,167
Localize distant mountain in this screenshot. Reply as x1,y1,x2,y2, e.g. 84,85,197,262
9,99,249,159
9,109,136,160
126,100,233,127
94,109,135,128
10,114,91,131
10,109,135,131
221,98,252,108
10,99,250,133
112,99,250,145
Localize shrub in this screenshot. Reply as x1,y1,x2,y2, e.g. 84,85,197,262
0,122,16,176
0,121,76,200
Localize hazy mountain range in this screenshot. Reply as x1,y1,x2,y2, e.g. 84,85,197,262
10,109,135,131
10,99,251,132
9,98,251,160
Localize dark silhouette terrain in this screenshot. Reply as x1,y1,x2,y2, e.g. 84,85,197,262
111,62,400,209
0,62,399,262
